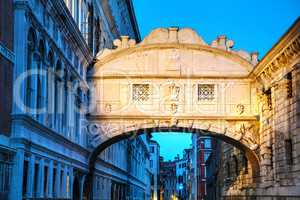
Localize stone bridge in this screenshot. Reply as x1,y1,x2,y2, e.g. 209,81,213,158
84,24,300,198
86,27,262,177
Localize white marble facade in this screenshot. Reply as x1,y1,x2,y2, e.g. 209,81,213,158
4,0,148,200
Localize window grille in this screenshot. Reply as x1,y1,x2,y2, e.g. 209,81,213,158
132,84,150,102
198,84,215,101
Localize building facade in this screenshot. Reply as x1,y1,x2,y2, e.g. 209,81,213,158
149,140,160,200
0,1,14,199
192,136,214,200
160,159,177,200
0,0,152,200
205,18,300,199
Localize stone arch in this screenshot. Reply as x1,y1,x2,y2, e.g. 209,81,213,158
87,27,262,198
86,126,260,200
88,124,260,177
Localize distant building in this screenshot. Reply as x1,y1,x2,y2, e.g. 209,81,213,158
176,158,187,199
175,148,194,200
0,0,151,200
0,1,14,200
160,159,177,200
149,140,160,200
205,139,222,200
192,136,214,200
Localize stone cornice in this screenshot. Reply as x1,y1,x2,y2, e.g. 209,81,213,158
125,0,141,42
87,115,258,121
95,43,254,72
90,74,253,80
11,114,90,154
250,17,300,87
49,0,93,63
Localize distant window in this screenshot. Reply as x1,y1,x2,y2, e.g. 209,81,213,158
204,139,211,149
150,146,155,153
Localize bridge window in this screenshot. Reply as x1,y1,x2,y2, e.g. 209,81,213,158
198,84,215,101
132,84,150,102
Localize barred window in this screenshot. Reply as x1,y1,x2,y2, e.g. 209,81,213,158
287,72,293,99
198,84,215,101
132,84,150,102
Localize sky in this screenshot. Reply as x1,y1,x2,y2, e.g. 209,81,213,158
132,0,299,58
131,0,299,160
152,133,193,161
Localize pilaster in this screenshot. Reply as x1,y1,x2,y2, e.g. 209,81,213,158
9,149,25,200
36,158,45,198
54,162,61,198
47,160,54,198
26,154,36,198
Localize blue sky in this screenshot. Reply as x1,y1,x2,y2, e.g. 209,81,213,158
152,133,193,161
133,0,299,58
132,0,299,160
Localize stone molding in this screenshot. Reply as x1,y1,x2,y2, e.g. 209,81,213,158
87,118,260,151
252,18,300,88
95,28,256,72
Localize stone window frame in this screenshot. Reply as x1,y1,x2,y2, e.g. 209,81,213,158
194,83,217,104
132,83,151,103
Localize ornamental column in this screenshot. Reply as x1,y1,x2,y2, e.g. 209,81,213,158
68,166,74,199
54,162,61,198
36,158,45,198
61,165,68,198
26,154,36,198
47,160,54,198
9,149,25,200
79,175,86,200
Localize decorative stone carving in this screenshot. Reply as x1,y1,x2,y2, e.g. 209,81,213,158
113,36,136,49
170,103,178,114
169,83,180,101
236,104,245,115
256,35,300,87
104,104,112,113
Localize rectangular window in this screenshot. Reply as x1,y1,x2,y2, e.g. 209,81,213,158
198,84,215,101
287,72,293,98
285,139,293,165
132,84,150,102
150,146,155,153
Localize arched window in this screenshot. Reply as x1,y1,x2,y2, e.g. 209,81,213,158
46,51,54,126
63,68,69,135
54,61,62,129
94,18,100,53
75,87,82,142
87,4,94,51
26,28,36,112
232,156,239,176
242,156,248,174
37,41,45,114
226,162,230,178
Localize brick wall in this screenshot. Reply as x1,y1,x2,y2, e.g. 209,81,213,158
0,0,14,135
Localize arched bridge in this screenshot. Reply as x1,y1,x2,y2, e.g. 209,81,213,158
86,27,262,181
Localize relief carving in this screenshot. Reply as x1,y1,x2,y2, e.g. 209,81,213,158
236,104,245,115
169,83,180,101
